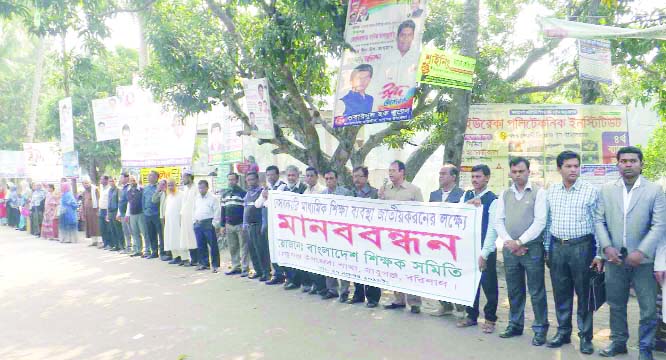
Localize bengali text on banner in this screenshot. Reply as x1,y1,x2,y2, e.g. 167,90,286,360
267,191,482,306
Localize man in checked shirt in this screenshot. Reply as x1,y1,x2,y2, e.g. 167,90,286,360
544,150,604,355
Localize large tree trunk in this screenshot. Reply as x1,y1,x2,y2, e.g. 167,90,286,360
25,36,46,143
442,0,480,167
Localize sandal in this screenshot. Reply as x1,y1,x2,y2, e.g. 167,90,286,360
456,318,478,328
481,320,496,333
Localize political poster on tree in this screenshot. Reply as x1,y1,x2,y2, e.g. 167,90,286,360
242,78,275,140
333,0,428,127
59,97,74,153
92,96,123,141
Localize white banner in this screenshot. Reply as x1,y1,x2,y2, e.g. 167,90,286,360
267,191,482,306
333,0,428,127
578,39,612,84
118,86,197,167
0,151,26,178
242,78,275,139
23,142,63,182
92,96,122,141
540,17,666,40
58,97,74,153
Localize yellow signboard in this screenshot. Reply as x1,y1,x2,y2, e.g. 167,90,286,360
140,167,182,186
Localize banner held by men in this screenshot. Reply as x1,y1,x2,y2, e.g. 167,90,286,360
267,191,482,306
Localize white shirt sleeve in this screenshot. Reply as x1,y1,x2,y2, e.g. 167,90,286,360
213,195,221,226
494,191,512,242
519,188,548,244
655,239,666,272
254,190,267,208
481,200,498,259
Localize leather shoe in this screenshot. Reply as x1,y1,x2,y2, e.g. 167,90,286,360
546,334,571,348
338,292,349,303
301,286,312,293
258,275,269,282
265,277,284,285
410,306,421,314
499,327,523,339
308,287,319,295
168,257,182,265
638,350,654,360
599,343,628,357
383,303,406,310
321,291,338,300
579,339,593,355
532,333,546,346
284,282,299,290
239,271,249,277
366,302,378,308
225,269,242,275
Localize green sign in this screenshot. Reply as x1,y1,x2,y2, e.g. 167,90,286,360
416,48,476,90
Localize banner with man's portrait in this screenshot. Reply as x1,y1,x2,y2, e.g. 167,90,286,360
92,96,123,142
333,0,428,127
59,97,74,153
242,78,275,139
117,86,197,168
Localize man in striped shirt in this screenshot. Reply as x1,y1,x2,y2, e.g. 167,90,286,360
544,150,603,354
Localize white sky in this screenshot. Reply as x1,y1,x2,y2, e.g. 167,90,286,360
95,0,662,88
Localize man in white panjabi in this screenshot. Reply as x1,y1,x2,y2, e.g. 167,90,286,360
164,179,188,265
179,171,199,267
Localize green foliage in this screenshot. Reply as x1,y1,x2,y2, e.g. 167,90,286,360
641,122,666,181
36,47,139,178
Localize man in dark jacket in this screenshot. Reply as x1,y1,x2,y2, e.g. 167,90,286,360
429,164,465,316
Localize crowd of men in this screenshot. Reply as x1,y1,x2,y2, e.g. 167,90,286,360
3,145,665,359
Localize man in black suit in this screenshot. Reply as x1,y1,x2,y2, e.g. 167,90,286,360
429,164,466,317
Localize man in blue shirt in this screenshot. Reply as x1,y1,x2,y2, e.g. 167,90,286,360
142,171,162,259
340,64,374,117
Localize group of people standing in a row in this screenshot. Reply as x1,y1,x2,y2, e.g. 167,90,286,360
0,180,78,243
3,145,664,359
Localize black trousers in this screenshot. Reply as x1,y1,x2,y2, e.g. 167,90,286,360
352,284,381,303
247,223,271,277
466,251,498,322
503,242,549,334
549,237,595,340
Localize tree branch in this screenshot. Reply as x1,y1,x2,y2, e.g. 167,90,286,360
505,39,562,83
98,0,158,17
405,133,441,182
512,73,576,96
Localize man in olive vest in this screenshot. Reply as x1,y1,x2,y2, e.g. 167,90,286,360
495,157,549,346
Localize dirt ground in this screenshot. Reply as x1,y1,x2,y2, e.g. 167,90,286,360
0,225,662,360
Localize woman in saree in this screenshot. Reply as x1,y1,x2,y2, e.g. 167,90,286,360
41,184,60,240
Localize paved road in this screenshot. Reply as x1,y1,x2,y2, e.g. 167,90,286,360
0,226,661,360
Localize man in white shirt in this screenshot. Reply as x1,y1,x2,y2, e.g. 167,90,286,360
381,20,420,94
494,157,549,346
192,180,221,273
98,175,111,250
